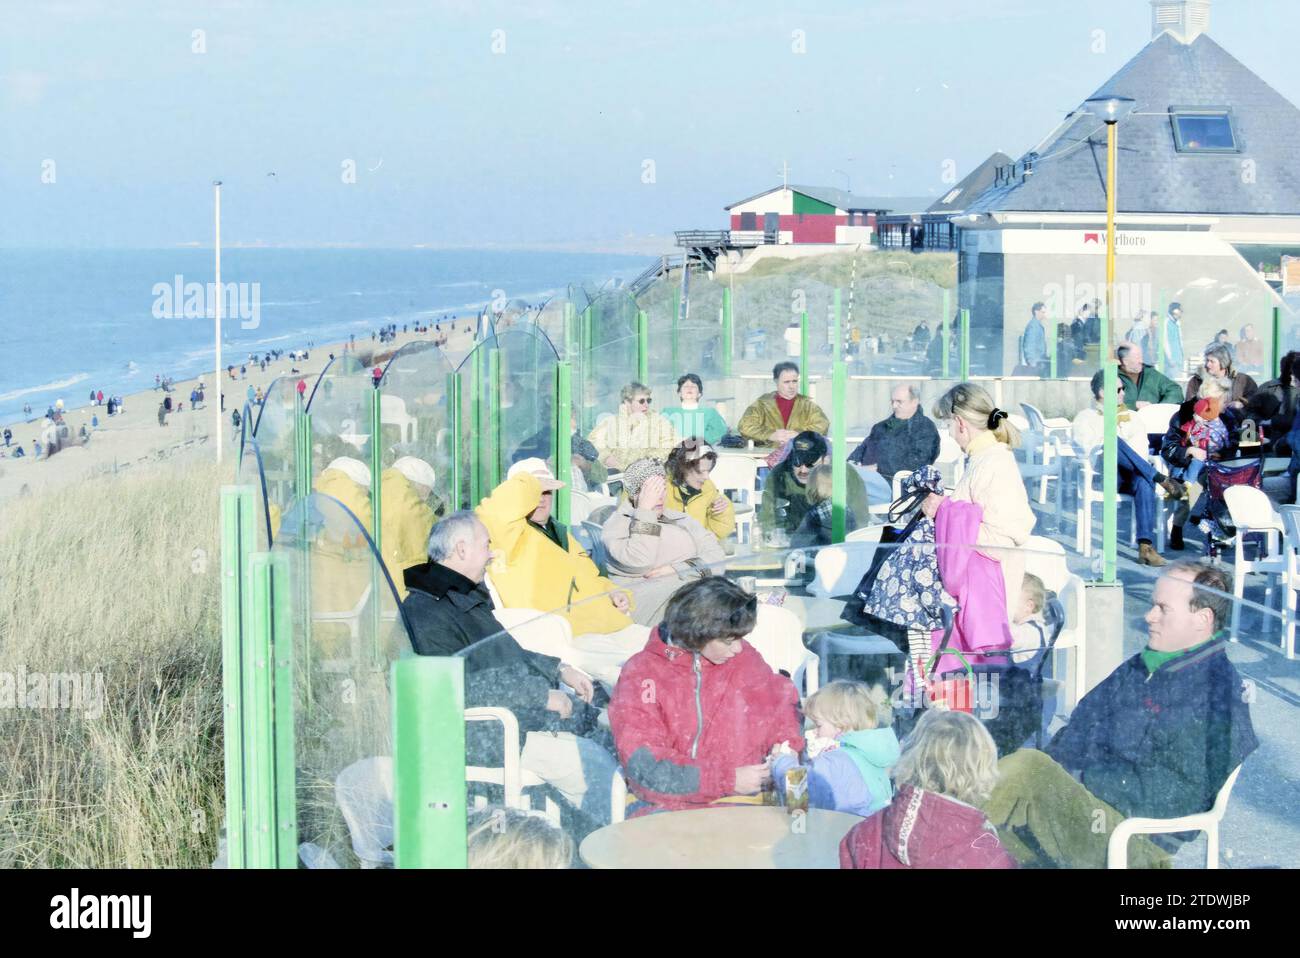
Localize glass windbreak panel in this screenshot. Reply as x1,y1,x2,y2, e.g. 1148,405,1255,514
254,375,302,538
376,340,456,592
307,362,374,502
638,264,729,423
495,327,560,473
1171,111,1238,153
579,334,678,475
853,254,956,379
273,493,411,869
458,535,1289,867
236,435,273,550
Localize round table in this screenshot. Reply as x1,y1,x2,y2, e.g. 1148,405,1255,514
579,805,860,869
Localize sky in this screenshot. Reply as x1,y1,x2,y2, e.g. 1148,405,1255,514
1,0,1296,251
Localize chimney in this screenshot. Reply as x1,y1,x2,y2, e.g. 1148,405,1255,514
1151,0,1211,44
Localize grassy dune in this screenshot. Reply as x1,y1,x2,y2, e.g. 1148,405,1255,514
0,460,224,867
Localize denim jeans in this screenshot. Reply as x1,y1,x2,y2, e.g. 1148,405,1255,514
1116,442,1157,544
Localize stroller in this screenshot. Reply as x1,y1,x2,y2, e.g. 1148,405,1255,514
1196,458,1264,558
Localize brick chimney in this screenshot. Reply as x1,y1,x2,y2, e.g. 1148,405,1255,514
1151,0,1211,43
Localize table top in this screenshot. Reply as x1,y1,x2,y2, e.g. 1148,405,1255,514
579,805,861,869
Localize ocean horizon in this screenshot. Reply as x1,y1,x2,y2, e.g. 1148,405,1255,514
0,248,651,423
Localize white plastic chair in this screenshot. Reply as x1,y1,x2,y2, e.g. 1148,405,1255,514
1107,765,1243,869
1224,486,1284,642
1020,402,1072,504
712,454,760,543
1275,506,1300,660
490,607,579,663
313,583,373,672
1135,402,1180,439
810,541,879,598
570,489,616,525
380,393,417,443
335,757,394,867
1024,535,1089,708
1075,444,1170,556
465,707,559,825
935,433,965,489
845,524,886,544
611,769,628,824
745,603,819,697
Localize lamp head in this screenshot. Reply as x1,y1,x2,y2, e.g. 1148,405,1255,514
1083,95,1137,123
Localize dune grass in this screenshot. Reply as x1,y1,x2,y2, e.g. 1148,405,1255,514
0,459,225,867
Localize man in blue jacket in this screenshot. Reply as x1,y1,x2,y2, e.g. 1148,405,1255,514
981,561,1257,868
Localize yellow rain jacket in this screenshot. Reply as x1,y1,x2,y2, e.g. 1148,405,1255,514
664,477,736,543
737,392,830,445
380,467,436,600
312,467,374,616
476,472,633,636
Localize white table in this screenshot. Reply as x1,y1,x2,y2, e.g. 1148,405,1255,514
580,805,860,869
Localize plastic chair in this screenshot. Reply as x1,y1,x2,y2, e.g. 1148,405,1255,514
335,757,394,867
810,541,879,598
574,520,611,577
1020,402,1072,504
1275,506,1300,660
611,770,628,824
745,603,819,697
313,583,373,672
1107,765,1243,869
379,393,417,443
812,631,903,690
1024,535,1089,708
570,489,616,525
491,607,578,662
1075,444,1170,556
465,707,559,824
935,433,965,488
1224,486,1284,641
1017,434,1067,529
712,454,759,544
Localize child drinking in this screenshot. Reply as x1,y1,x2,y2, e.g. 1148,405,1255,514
770,680,900,817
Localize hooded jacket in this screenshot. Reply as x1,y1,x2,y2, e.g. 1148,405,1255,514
665,476,736,543
609,628,805,812
1046,638,1258,821
379,467,436,600
772,727,901,818
737,392,830,445
839,785,1016,869
476,472,633,636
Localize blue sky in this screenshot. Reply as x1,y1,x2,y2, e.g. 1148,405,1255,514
2,0,1295,250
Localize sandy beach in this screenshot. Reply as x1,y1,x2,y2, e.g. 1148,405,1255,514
0,321,480,505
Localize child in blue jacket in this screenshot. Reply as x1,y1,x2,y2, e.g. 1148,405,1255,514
772,680,901,817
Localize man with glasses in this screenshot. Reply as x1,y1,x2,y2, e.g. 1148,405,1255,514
848,384,940,505
737,361,830,446
587,381,680,473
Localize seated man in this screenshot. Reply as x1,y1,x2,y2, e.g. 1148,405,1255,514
847,384,940,505
609,577,805,814
1073,369,1182,566
737,361,830,446
1117,343,1183,408
758,431,870,539
476,458,649,685
402,511,617,836
981,562,1258,868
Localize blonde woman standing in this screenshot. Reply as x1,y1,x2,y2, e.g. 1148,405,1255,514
920,383,1036,620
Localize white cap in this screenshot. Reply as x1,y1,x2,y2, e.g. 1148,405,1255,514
325,456,371,488
507,457,564,490
392,456,436,490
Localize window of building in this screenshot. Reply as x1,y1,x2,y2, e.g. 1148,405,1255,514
1170,109,1239,153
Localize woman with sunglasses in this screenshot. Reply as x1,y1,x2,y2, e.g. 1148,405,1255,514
608,577,805,815
664,438,735,544
587,381,680,473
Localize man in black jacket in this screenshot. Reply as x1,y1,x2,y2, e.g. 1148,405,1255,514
402,510,617,828
847,384,941,505
981,561,1257,868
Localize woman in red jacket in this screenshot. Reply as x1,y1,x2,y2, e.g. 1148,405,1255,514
609,578,805,814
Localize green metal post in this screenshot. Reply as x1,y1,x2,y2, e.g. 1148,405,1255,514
469,348,482,506
1273,306,1283,379
269,550,298,867
959,308,971,380
448,371,463,509
800,311,810,392
220,485,255,869
831,290,847,543
392,656,467,868
243,550,278,868
488,347,503,491
553,362,573,526
942,290,951,378
294,393,312,501
722,286,733,378
368,387,383,559
637,310,649,385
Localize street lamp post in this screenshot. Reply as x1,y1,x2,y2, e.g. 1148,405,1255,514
214,180,223,463
1083,95,1137,584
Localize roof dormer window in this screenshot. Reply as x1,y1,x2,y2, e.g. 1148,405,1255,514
1170,108,1239,152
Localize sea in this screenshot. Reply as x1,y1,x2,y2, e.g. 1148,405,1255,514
0,248,651,424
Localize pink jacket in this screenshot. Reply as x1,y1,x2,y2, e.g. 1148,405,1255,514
930,498,1013,677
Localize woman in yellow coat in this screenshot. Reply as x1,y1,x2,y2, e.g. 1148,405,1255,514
380,456,440,599
662,438,735,545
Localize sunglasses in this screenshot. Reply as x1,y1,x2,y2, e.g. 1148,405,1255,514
635,397,652,405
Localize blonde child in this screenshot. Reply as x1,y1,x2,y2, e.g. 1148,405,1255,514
771,680,900,817
839,709,1015,869
467,806,574,869
1010,572,1048,665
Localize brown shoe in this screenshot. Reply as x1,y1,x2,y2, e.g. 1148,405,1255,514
1139,542,1168,567
1159,476,1186,500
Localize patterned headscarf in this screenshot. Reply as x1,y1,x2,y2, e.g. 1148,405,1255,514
622,457,665,502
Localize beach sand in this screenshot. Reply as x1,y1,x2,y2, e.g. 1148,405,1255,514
0,321,479,505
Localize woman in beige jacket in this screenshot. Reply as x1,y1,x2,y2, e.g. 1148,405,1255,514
920,383,1036,618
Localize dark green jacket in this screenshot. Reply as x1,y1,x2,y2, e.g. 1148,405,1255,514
758,461,871,536
1120,364,1183,406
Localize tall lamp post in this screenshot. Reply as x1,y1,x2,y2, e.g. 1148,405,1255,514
1082,95,1136,583
214,180,224,464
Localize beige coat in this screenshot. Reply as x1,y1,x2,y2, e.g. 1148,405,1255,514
600,502,727,627
948,432,1036,616
587,410,680,472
